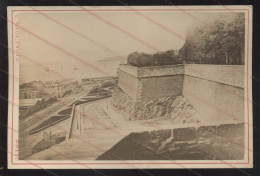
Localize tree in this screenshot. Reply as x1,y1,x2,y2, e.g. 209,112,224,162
179,13,245,65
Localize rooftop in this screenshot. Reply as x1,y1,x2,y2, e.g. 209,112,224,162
20,98,43,107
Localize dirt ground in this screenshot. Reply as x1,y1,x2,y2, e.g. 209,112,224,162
28,98,244,160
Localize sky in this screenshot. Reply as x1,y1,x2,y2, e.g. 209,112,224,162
18,11,198,64
17,10,223,81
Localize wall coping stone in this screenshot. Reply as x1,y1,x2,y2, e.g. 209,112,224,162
119,64,244,88
184,64,244,88
119,64,184,78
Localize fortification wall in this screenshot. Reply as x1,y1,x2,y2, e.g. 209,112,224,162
184,64,244,88
115,64,245,122
137,64,184,77
117,64,184,101
117,69,139,100
183,65,244,122
119,64,184,78
139,75,183,100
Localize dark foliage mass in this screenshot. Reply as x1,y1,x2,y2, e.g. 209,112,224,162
179,13,245,65
127,50,182,67
127,13,245,66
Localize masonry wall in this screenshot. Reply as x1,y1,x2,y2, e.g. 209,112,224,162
117,69,139,100
139,75,183,101
183,64,244,122
117,64,184,101
184,64,244,88
116,64,245,123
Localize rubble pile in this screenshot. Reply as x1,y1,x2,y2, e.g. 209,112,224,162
112,86,198,123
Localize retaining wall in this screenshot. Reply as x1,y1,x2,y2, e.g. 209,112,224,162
116,64,245,122
183,64,244,122
139,75,183,100
117,69,140,100
184,64,244,88
117,64,184,101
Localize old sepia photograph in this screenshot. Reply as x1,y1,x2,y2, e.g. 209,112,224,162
7,6,253,169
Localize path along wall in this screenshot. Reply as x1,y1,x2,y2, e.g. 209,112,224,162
116,64,244,122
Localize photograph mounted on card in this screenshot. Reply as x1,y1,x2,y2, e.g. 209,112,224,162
7,5,253,169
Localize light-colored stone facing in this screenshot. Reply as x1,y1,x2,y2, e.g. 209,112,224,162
118,64,138,77
139,75,183,100
137,65,184,78
183,75,244,122
117,64,185,101
117,69,139,100
119,64,244,88
116,64,245,122
117,70,183,101
184,64,244,88
119,64,184,78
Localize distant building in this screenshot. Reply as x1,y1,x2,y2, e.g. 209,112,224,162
81,77,117,85
19,89,38,99
19,81,44,99
43,83,62,98
19,98,45,114
43,79,77,98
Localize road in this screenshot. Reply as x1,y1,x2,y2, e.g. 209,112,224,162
21,90,88,133
27,98,158,160
19,89,89,159
28,98,125,160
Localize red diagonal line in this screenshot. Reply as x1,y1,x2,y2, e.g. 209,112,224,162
3,98,251,174
4,38,252,130
162,0,211,26
99,4,252,103
3,10,254,106
1,60,256,159
108,2,255,85
6,29,255,125
1,16,112,77
117,0,187,41
67,0,162,52
53,4,252,103
19,0,126,61
1,89,253,161
2,76,231,173
3,100,198,175
2,40,253,169
0,147,59,176
211,0,257,26
3,37,255,127
3,100,155,175
4,42,254,128
3,128,107,176
3,7,254,168
3,14,158,102
2,64,255,157
3,7,254,170
196,147,252,176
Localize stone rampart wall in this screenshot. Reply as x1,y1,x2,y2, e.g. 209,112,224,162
116,64,245,122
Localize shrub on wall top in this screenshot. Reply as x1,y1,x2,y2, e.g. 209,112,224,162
127,50,182,67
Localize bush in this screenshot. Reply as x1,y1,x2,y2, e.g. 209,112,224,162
127,50,181,67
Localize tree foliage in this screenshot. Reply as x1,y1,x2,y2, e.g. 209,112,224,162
179,13,245,65
127,50,182,67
